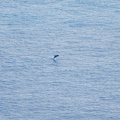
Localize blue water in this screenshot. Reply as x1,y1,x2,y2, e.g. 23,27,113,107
0,0,120,120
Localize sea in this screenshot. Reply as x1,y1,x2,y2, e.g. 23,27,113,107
0,0,120,120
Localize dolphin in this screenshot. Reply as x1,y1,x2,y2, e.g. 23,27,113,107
54,55,59,59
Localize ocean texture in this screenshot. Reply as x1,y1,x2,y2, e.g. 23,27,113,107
0,0,120,120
